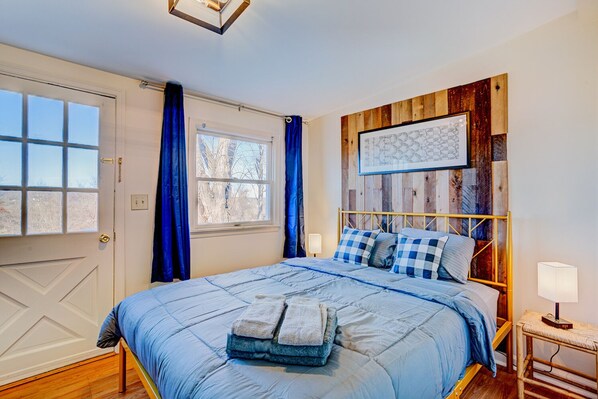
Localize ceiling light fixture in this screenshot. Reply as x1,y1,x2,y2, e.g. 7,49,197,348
168,0,250,34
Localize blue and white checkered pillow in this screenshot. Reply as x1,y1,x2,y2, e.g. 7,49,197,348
390,234,448,279
334,227,379,266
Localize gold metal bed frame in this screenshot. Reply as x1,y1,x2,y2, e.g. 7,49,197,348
118,209,513,399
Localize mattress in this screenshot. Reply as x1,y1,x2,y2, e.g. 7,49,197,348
98,258,497,399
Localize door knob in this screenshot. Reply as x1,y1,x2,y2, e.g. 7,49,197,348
99,234,111,243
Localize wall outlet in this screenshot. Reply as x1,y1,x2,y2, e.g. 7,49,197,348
131,194,148,210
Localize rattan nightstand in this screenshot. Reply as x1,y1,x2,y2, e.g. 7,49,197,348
516,310,598,399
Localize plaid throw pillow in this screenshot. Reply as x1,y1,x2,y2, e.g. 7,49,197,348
391,234,448,279
334,227,379,266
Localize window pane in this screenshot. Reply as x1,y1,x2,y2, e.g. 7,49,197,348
197,182,269,225
0,191,21,236
68,148,98,188
196,134,268,180
28,95,63,141
0,90,22,137
27,191,62,234
28,144,63,187
68,103,99,146
0,141,22,186
67,192,98,233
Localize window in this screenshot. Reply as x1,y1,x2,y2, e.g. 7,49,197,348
191,125,276,231
0,89,100,236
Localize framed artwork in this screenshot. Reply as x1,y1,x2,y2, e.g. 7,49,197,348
358,112,470,175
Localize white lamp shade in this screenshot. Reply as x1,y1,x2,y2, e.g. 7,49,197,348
308,234,322,254
537,262,578,303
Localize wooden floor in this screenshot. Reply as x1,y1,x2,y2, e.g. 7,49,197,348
0,355,568,399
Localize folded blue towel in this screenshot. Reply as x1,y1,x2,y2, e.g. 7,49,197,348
227,307,337,366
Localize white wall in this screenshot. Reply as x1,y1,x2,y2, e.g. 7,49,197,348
307,2,598,373
0,43,286,297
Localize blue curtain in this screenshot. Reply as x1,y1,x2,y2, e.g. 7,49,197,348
283,116,306,258
151,82,191,282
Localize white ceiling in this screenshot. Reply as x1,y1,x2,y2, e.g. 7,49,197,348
0,0,577,119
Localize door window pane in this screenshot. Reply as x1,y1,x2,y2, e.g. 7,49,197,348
27,191,62,234
68,103,99,146
0,90,22,137
28,144,63,187
67,192,98,233
68,148,98,188
0,141,22,186
28,95,63,142
0,191,21,236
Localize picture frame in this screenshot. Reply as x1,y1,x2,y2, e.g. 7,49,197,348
358,112,470,175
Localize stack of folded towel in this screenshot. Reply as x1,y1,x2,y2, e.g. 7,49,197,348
227,295,337,367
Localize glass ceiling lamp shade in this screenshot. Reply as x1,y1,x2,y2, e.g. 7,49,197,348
168,0,250,34
308,234,322,257
537,262,578,329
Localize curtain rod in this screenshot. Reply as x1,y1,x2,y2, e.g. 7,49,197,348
139,80,308,125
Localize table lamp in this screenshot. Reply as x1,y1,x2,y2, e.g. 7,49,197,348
308,234,322,257
537,262,578,329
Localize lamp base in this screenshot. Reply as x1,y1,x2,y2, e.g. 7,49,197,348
541,314,573,329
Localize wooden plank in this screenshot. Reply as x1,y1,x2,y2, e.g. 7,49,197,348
356,112,365,211
472,79,493,239
449,169,462,233
412,172,425,228
492,134,507,162
423,93,436,118
412,96,424,121
424,171,436,230
348,189,356,226
435,89,449,116
347,114,358,191
364,108,382,212
491,73,508,135
492,161,509,216
341,115,349,210
402,173,414,227
391,173,403,232
493,160,509,298
435,170,450,232
382,174,392,212
399,100,412,124
381,104,392,127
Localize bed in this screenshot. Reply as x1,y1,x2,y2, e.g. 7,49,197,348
98,210,513,399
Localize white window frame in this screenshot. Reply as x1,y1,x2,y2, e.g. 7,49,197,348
188,119,281,235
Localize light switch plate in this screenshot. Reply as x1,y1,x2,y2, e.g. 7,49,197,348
131,194,148,210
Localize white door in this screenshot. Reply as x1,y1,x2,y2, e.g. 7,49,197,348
0,74,116,385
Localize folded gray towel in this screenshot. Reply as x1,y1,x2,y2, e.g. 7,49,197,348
278,296,327,346
227,307,338,366
231,294,286,340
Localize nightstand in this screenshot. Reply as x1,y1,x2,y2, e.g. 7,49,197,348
516,310,598,399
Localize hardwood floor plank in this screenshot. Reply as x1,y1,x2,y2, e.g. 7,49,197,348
2,355,566,399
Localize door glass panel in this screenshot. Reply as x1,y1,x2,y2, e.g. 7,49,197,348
27,191,62,234
28,144,63,187
0,141,22,186
28,95,63,142
68,103,99,146
68,148,98,188
67,192,98,233
0,90,22,138
0,190,21,236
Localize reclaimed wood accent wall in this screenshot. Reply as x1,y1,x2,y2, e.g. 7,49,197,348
341,74,509,229
341,74,509,318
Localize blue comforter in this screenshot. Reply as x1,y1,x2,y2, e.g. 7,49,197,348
98,258,496,399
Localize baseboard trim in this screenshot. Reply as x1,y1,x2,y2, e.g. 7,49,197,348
0,350,114,390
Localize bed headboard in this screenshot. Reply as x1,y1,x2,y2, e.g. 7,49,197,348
337,209,512,327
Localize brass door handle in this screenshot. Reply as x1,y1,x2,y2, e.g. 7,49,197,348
99,234,111,243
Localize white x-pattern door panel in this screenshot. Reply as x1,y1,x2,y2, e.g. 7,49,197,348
0,74,115,385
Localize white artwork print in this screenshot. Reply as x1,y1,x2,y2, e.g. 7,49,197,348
359,113,468,174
